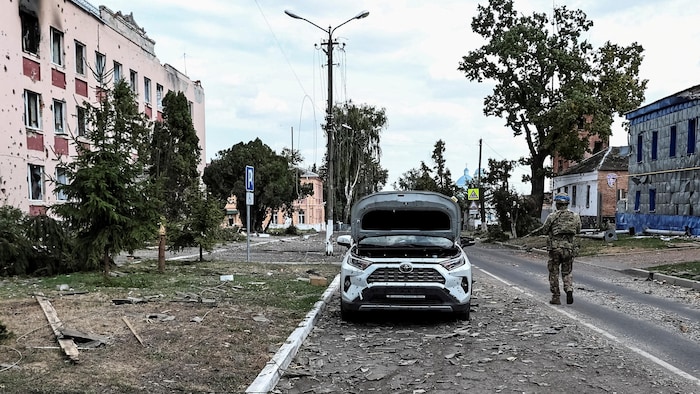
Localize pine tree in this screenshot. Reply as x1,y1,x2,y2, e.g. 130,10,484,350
52,80,159,276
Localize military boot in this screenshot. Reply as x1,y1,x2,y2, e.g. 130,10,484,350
566,290,574,304
549,295,561,305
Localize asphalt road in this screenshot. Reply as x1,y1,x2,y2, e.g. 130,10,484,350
468,244,700,380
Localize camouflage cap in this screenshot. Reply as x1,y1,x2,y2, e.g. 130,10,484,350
554,192,570,204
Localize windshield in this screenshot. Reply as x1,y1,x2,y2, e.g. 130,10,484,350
357,235,454,248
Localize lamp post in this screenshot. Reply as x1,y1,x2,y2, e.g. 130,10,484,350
285,9,369,255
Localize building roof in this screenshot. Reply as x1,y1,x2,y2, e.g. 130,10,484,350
558,146,628,176
625,84,700,123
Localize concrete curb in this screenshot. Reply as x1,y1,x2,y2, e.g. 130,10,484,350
245,274,340,394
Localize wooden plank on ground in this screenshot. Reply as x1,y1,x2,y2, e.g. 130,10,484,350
122,316,145,346
35,296,80,362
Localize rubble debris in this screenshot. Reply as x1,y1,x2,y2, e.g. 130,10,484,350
35,296,80,362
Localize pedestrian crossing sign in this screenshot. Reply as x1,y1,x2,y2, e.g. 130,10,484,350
467,188,480,201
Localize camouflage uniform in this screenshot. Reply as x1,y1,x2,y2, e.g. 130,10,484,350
532,193,581,305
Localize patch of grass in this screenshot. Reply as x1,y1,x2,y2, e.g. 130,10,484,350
647,261,700,280
0,259,336,313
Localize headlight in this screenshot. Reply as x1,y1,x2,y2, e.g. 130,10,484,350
440,256,465,271
347,254,372,270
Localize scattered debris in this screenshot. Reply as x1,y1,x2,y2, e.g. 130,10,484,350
112,297,147,305
35,296,80,362
122,316,145,346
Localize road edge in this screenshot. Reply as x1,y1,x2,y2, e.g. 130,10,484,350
245,274,340,394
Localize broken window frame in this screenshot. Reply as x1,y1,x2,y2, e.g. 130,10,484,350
55,167,68,201
156,84,164,110
75,41,86,75
76,105,87,137
53,99,66,134
20,10,40,55
144,77,152,104
129,69,138,94
28,164,45,201
113,61,122,82
95,51,106,83
50,27,64,66
24,90,42,130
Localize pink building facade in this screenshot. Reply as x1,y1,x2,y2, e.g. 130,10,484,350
269,171,326,231
1,0,206,214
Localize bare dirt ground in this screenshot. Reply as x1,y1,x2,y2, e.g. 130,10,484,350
0,234,698,393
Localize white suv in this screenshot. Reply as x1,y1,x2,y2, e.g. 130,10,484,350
337,191,473,321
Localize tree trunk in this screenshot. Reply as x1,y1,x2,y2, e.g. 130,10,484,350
102,248,111,277
529,157,546,219
199,244,203,262
158,233,165,273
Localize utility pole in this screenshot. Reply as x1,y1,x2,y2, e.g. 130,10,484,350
478,139,487,232
285,9,369,255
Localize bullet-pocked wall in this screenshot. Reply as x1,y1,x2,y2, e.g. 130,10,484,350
1,0,206,214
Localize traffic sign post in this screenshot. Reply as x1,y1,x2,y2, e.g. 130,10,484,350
245,166,254,262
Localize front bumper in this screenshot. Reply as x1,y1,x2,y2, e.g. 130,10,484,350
340,260,472,313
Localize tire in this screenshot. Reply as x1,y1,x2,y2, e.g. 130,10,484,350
455,301,471,321
340,301,356,322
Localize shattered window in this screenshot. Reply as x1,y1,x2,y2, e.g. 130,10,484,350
144,77,151,104
51,27,64,66
28,164,44,201
95,51,106,83
24,90,41,129
55,167,68,201
77,106,87,137
129,69,138,94
20,10,40,55
113,61,122,82
53,99,65,134
75,41,86,75
156,84,163,110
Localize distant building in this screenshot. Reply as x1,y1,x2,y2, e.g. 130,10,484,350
552,146,629,229
617,84,700,235
268,171,326,231
1,0,205,215
225,171,326,232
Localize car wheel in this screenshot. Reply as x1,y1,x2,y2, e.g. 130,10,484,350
340,301,356,322
455,301,471,321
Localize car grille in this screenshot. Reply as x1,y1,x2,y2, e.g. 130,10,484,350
367,267,446,284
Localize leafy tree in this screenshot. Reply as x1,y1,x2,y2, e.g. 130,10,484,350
52,80,159,276
394,140,459,197
326,102,388,223
203,139,306,232
458,0,647,217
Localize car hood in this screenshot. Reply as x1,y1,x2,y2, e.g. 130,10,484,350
350,191,461,242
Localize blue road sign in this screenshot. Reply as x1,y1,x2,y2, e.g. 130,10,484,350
245,165,254,192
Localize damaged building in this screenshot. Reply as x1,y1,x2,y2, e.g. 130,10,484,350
617,84,700,235
1,0,205,214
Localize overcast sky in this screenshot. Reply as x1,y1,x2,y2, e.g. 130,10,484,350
102,0,700,194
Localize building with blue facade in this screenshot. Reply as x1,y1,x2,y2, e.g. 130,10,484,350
617,84,700,235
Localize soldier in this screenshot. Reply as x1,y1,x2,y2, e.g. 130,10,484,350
529,192,581,305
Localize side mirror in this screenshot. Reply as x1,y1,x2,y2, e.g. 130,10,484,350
337,234,352,248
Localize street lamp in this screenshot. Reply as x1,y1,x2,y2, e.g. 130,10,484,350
285,9,369,255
